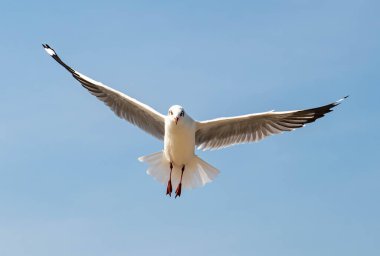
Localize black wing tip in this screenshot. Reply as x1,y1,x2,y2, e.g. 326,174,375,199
42,44,76,73
42,43,58,56
339,95,349,101
300,96,348,123
333,95,349,106
42,43,51,49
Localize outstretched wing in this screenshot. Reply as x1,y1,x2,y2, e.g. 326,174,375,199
43,44,165,140
195,97,347,150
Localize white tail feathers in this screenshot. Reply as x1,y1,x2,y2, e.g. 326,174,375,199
138,152,219,189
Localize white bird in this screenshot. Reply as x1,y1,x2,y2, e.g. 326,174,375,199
43,44,347,198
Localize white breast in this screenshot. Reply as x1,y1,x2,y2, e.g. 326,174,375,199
164,117,196,167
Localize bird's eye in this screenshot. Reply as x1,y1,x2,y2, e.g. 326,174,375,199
169,110,173,115
180,111,184,117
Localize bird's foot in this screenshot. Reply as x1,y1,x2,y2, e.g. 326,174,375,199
166,180,172,197
175,183,182,198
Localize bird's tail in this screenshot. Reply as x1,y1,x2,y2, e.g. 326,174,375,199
138,151,219,189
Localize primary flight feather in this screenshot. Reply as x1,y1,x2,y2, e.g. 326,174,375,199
43,44,347,198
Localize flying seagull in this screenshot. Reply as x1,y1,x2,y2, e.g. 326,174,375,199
43,44,347,198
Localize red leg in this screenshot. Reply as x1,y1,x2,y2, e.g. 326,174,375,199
175,165,185,198
166,162,173,196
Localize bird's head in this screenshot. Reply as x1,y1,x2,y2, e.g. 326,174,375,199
168,105,185,125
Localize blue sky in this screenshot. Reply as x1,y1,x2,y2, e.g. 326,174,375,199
1,0,379,255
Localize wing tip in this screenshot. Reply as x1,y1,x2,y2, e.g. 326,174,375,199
42,43,57,56
42,44,76,73
334,95,349,106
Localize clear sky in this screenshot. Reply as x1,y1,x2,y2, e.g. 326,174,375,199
0,0,379,255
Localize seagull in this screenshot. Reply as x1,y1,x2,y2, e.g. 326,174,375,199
43,44,347,198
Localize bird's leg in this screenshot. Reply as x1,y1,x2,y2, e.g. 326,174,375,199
166,162,173,196
175,165,185,198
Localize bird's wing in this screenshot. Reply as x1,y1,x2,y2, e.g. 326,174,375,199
43,44,165,140
195,97,347,150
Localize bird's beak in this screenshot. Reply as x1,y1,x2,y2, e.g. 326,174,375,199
175,117,179,125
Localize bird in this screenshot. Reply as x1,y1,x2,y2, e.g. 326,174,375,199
42,44,347,198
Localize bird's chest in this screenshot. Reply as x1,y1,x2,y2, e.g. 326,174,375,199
164,124,195,165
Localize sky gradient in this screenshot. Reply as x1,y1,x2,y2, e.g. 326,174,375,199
1,0,379,255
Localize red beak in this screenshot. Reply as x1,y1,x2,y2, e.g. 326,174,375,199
175,117,179,125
